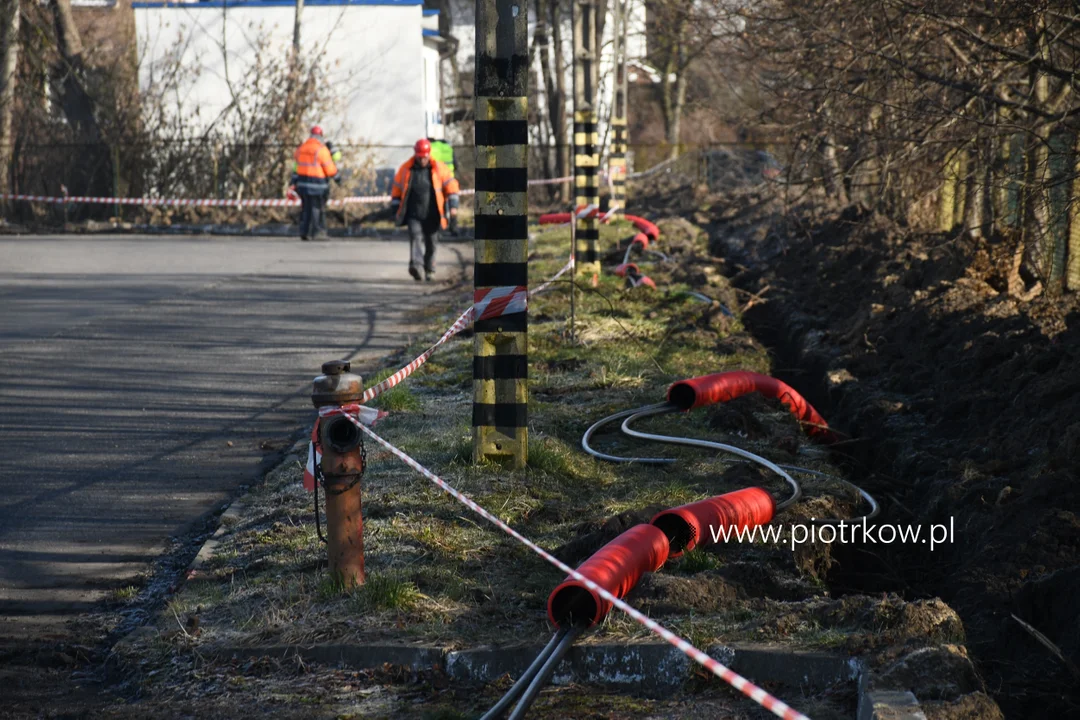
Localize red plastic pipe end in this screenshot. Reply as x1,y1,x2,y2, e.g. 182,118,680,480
614,262,639,278
631,232,650,250
650,487,775,558
624,214,660,241
547,523,670,629
666,370,837,441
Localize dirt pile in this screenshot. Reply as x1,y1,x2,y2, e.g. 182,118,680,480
708,189,1080,716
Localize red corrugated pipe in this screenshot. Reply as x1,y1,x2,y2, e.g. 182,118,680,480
547,523,670,629
624,214,659,241
631,231,650,249
666,371,838,442
651,487,776,558
614,262,639,278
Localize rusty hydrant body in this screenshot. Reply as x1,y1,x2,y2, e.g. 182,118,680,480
312,360,366,587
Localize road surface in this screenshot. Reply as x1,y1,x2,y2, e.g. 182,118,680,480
0,233,464,634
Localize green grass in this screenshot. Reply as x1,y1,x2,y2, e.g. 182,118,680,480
109,585,140,603
368,367,422,412
138,214,855,654
349,574,424,613
677,549,724,573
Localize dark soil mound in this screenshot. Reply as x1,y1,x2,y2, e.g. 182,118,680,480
711,194,1080,716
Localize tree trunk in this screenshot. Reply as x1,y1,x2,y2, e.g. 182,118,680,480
50,0,99,140
667,43,687,161
1067,131,1080,291
0,0,19,196
550,0,569,203
293,0,303,52
1023,15,1055,287
939,149,961,232
819,103,846,204
963,146,986,241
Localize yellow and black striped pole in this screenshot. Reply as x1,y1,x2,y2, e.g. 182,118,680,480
472,0,528,468
573,0,600,281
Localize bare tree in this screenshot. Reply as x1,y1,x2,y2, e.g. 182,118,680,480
0,0,19,195
49,0,100,140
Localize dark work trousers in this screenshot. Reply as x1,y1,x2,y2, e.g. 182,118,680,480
407,217,440,274
298,190,327,239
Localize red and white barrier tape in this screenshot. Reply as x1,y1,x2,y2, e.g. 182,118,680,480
359,255,574,404
0,192,394,207
306,254,574,489
5,156,689,209
474,285,528,321
527,175,575,186
528,253,576,296
360,305,475,404
1,175,580,209
350,419,811,720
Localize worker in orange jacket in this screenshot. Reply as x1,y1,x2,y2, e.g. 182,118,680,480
291,125,339,240
390,138,460,281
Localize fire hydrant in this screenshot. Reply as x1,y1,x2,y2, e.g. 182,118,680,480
312,360,366,587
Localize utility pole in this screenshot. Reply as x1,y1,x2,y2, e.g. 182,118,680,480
473,0,529,468
609,0,629,213
573,0,600,281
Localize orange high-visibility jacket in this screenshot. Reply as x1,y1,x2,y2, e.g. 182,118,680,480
391,157,460,229
294,137,338,182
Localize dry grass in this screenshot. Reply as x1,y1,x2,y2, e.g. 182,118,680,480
111,216,884,719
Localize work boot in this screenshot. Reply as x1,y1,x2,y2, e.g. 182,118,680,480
425,269,435,282
301,235,309,241
409,266,422,282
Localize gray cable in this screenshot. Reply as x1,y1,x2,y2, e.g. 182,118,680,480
775,464,880,523
621,404,802,512
479,630,566,720
583,403,878,520
505,626,581,720
581,402,675,464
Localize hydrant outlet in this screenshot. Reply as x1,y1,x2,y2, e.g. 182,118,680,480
325,415,363,453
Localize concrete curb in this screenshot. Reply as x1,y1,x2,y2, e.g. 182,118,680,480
210,640,854,697
203,638,934,718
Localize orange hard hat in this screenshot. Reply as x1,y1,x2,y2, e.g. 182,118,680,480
311,125,324,137
414,138,431,157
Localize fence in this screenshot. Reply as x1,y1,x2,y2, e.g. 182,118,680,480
2,140,793,224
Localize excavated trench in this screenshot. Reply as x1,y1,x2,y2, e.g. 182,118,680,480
737,300,900,597
719,205,1080,718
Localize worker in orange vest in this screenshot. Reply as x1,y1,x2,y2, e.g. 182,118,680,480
390,139,460,281
291,125,339,240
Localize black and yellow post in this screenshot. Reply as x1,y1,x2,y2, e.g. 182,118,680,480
573,0,600,281
472,0,528,468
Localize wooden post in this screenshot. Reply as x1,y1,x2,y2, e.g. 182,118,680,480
573,0,599,281
473,0,529,468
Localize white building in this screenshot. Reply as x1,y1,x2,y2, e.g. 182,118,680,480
133,0,448,180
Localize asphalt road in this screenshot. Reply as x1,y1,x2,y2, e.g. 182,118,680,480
0,233,464,634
